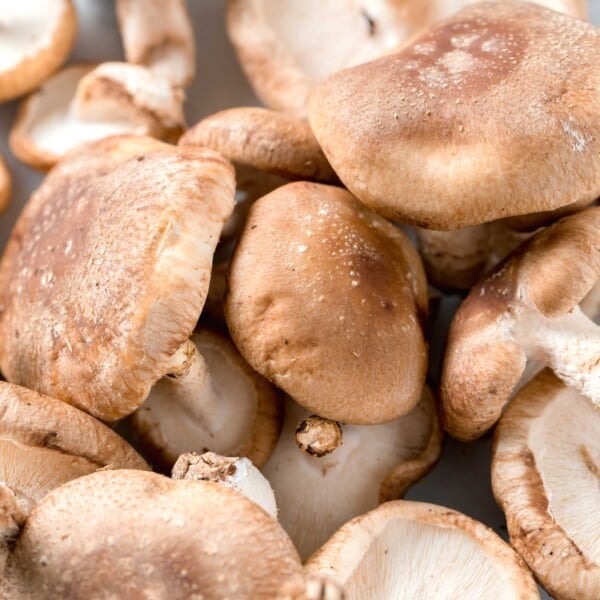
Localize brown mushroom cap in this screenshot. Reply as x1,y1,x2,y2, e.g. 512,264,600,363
116,0,195,88
0,0,77,103
225,181,428,424
309,2,600,229
305,500,539,599
10,62,186,171
0,156,11,214
0,135,235,423
263,388,441,560
226,0,585,116
127,328,283,472
441,207,600,441
0,382,148,517
492,370,600,600
1,469,307,599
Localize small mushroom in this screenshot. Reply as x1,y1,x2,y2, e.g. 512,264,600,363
225,181,428,424
10,62,185,171
305,500,539,599
127,328,282,472
172,451,278,518
441,207,600,441
0,381,148,567
0,469,309,599
263,389,441,559
0,0,77,102
0,135,235,423
0,156,11,214
309,2,600,229
180,107,338,241
115,0,195,88
492,370,600,600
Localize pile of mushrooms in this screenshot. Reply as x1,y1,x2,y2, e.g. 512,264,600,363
0,0,598,598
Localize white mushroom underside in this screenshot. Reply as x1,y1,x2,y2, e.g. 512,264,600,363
263,397,434,560
19,66,147,156
343,519,518,599
0,0,65,72
529,388,600,563
0,438,98,506
260,0,410,83
138,340,258,457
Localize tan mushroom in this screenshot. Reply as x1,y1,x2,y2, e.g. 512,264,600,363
116,0,195,88
309,2,600,229
0,135,235,423
0,381,147,568
180,107,338,242
127,328,282,472
0,157,11,214
226,181,428,425
0,469,310,599
227,0,585,116
492,370,600,600
263,388,441,559
0,0,77,103
305,500,539,599
441,207,600,441
10,62,185,171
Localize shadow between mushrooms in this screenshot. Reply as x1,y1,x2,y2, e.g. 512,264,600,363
0,135,235,423
263,388,441,560
492,370,600,600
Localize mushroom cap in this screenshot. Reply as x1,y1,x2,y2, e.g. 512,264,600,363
305,500,539,599
128,328,283,471
0,381,147,514
0,156,11,214
116,0,195,88
226,0,585,116
2,469,306,599
225,181,428,424
0,135,235,423
263,389,441,560
492,370,600,600
10,62,186,171
309,2,600,229
180,107,338,183
441,206,600,440
0,0,77,102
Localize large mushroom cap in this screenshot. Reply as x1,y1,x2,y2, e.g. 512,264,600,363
225,181,428,424
492,370,600,600
226,0,585,116
116,0,195,88
2,469,307,599
0,0,77,102
0,135,235,423
441,206,600,440
263,388,441,560
128,328,283,471
0,157,11,214
10,62,186,171
305,500,539,599
0,382,147,517
309,2,600,229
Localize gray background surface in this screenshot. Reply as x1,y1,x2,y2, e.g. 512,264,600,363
1,2,598,598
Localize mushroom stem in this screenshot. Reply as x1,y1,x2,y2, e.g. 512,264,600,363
295,416,343,457
0,483,25,572
519,306,600,405
163,340,223,433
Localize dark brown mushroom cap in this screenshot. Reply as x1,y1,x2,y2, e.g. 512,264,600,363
492,370,600,600
441,207,600,440
2,470,306,599
180,107,338,183
0,135,235,423
225,181,428,424
309,2,600,229
0,382,148,512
